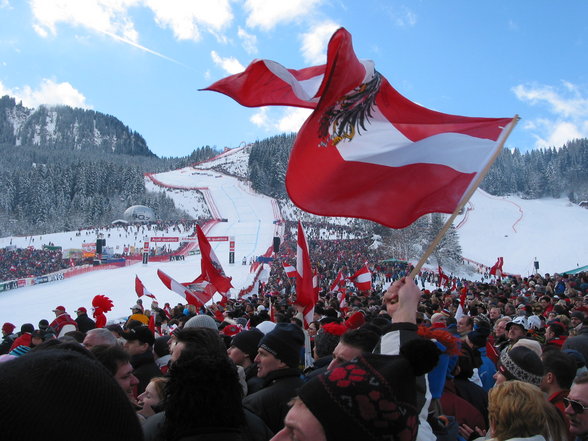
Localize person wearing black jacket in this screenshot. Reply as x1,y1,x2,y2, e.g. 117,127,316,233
74,307,96,333
242,323,305,434
122,326,161,395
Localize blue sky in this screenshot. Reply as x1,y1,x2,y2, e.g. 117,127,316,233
1,0,587,158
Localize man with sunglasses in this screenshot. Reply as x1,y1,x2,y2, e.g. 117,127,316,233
565,372,588,440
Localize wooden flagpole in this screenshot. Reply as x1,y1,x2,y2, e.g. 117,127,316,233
409,115,520,279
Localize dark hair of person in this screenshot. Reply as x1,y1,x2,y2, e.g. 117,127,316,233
340,327,380,353
174,327,226,359
164,354,245,440
542,350,577,390
90,344,131,376
31,339,93,358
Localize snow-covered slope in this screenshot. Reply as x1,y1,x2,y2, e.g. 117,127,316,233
0,154,280,328
454,189,588,277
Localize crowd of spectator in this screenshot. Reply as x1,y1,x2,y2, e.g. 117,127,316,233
2,218,588,440
0,248,69,282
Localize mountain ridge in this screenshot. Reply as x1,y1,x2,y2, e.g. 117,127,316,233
0,95,154,157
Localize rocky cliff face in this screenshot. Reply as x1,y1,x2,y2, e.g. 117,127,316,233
0,95,154,157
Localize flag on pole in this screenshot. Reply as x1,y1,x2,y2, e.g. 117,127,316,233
438,266,450,287
157,269,210,307
489,257,504,277
135,275,157,300
282,262,299,278
350,263,372,292
295,221,315,328
203,27,516,229
329,269,346,292
196,225,233,295
455,287,468,321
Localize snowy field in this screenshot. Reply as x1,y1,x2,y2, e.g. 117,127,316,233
0,147,587,329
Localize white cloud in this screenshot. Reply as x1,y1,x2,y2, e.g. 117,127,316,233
300,21,340,64
28,0,233,59
0,79,91,109
144,0,233,41
250,107,311,133
513,81,588,148
382,4,417,28
277,107,312,132
30,0,141,42
244,0,323,30
238,27,257,54
211,50,245,74
1,0,11,9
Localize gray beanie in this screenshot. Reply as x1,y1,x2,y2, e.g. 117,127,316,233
184,314,218,331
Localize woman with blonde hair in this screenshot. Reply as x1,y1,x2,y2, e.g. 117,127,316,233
485,380,567,441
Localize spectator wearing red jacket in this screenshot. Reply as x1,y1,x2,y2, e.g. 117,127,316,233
9,323,34,351
49,306,78,336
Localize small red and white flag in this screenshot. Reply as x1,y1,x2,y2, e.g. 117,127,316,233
196,225,233,295
282,262,299,278
329,269,346,292
350,263,372,292
204,28,516,229
295,221,316,328
489,257,504,277
135,275,157,300
157,269,210,307
438,266,450,287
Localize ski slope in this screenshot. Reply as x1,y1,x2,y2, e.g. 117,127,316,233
0,159,280,328
455,189,588,277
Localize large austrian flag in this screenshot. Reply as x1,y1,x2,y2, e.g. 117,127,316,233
204,28,516,228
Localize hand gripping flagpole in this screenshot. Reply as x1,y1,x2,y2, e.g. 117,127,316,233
409,115,520,279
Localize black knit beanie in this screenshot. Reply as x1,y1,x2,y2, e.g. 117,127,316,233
0,349,143,440
258,323,304,368
231,328,264,358
299,339,440,441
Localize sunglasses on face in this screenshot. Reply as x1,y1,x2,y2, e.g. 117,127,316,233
564,397,588,414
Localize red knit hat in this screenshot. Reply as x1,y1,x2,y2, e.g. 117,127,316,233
344,311,365,330
2,323,15,334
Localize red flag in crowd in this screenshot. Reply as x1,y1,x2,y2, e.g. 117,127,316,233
157,269,210,307
350,263,372,292
282,262,299,278
196,225,233,295
489,257,504,277
329,269,346,292
438,266,450,287
204,27,516,229
135,275,157,300
295,221,316,328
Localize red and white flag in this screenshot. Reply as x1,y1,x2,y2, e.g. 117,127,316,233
329,269,346,292
489,257,504,277
438,266,450,287
282,262,299,278
135,275,157,300
295,221,316,328
350,263,372,292
196,225,233,295
157,269,210,307
204,28,515,228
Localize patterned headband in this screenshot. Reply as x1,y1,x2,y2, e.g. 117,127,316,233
499,350,542,386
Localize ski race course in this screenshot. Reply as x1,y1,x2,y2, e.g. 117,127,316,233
1,147,587,328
